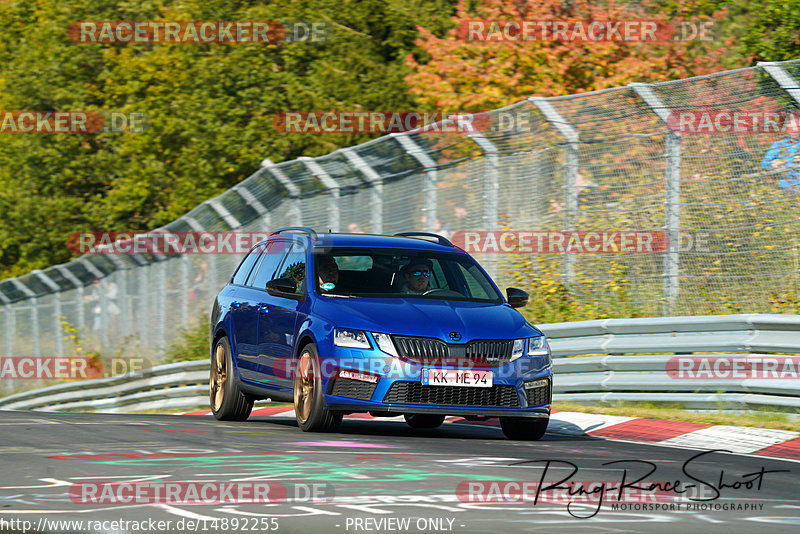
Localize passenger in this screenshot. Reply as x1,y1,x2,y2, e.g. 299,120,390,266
401,259,433,294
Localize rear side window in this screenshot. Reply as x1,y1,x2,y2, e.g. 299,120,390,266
231,244,264,285
249,241,290,289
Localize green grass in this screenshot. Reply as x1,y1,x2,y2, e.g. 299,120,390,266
554,401,800,432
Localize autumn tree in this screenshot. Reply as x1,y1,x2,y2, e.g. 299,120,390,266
406,0,735,111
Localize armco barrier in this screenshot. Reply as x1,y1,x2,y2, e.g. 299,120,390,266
0,314,798,413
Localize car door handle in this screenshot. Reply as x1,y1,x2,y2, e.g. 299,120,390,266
231,301,242,309
258,306,269,314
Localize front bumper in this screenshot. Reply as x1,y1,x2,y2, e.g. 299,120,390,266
319,342,552,416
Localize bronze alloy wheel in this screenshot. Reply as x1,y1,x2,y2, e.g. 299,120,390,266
293,343,342,432
294,350,314,424
210,343,227,411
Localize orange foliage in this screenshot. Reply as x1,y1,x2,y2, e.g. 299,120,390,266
406,0,736,111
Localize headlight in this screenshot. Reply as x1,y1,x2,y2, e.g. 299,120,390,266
333,328,371,349
528,336,548,356
510,338,525,362
371,332,398,357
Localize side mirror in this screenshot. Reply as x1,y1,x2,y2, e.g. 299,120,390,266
506,287,529,308
266,277,298,297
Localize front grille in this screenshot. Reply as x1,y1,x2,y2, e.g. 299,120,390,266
393,336,449,363
383,381,520,408
465,340,513,364
329,378,377,400
525,378,552,407
392,336,514,367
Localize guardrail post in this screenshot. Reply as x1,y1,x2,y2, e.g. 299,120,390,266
33,271,63,358
342,148,383,233
261,158,302,227
393,134,438,232
299,156,340,232
629,83,681,315
530,97,578,286
468,133,499,279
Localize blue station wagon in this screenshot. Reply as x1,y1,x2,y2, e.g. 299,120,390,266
209,228,553,439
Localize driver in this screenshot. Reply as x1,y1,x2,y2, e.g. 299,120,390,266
317,256,339,291
401,259,432,294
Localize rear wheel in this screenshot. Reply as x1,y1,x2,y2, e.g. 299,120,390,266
210,336,253,421
500,417,548,440
404,413,446,429
294,344,342,432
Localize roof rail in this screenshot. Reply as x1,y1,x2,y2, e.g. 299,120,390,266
271,227,318,240
394,232,453,247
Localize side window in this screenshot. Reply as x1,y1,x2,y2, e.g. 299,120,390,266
276,242,307,292
249,241,288,289
232,244,264,285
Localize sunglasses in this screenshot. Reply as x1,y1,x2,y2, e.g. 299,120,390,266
410,270,431,277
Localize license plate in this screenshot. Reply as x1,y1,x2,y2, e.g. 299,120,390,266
421,369,493,387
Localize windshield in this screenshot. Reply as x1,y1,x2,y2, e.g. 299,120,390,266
313,248,503,303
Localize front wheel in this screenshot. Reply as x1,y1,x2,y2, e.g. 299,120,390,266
500,417,548,440
294,344,342,432
404,413,446,429
210,336,253,421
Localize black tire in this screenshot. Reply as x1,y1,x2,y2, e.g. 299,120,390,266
210,336,253,421
294,344,342,432
404,413,446,429
500,417,548,440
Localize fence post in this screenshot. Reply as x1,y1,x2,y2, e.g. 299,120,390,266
393,134,437,232
299,156,340,232
759,62,800,105
468,133,499,279
261,158,302,226
207,199,241,230
33,271,63,358
342,148,383,234
56,265,85,334
530,97,578,286
80,259,107,350
629,83,681,316
0,291,11,358
138,265,149,351
233,184,271,230
9,279,38,358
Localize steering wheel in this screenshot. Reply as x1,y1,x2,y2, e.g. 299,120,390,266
423,288,447,296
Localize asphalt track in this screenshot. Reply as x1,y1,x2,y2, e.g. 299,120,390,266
0,410,798,533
